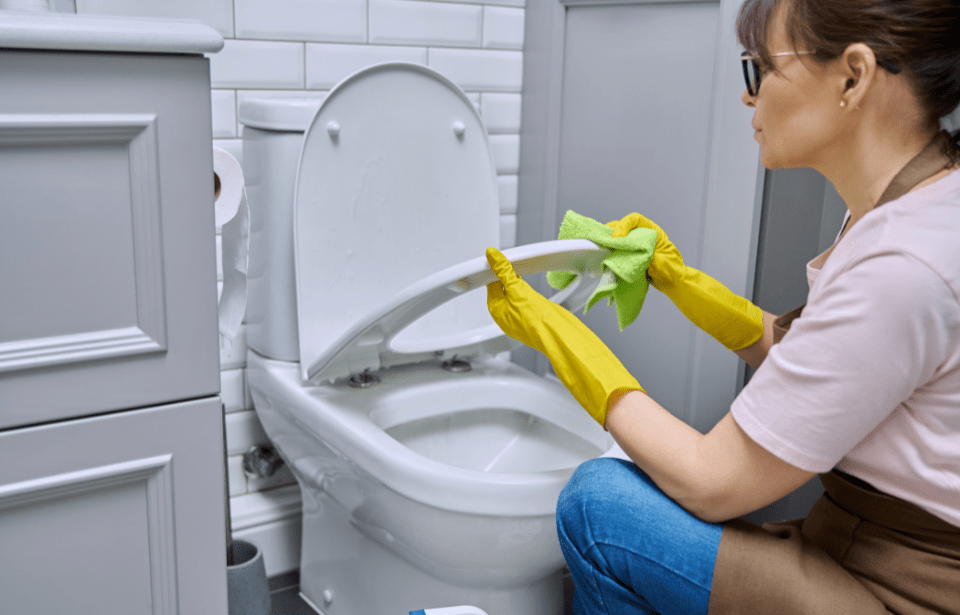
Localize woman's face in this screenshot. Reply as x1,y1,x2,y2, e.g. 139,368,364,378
742,6,842,170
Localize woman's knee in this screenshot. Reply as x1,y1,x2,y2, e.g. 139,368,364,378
557,458,657,534
560,457,655,502
557,457,719,541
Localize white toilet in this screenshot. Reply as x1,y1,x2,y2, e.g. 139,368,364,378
241,63,621,615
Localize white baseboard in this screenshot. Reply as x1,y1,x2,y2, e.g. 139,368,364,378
230,484,301,530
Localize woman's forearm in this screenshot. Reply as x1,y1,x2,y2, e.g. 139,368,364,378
733,309,777,370
603,389,815,523
604,390,715,518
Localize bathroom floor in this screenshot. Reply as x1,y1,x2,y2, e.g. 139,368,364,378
268,571,577,615
270,586,315,615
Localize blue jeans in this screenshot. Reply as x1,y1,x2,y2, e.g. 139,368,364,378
556,458,724,615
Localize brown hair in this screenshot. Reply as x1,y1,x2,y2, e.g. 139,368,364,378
736,0,960,151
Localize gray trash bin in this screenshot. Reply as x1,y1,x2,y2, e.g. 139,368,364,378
227,539,270,615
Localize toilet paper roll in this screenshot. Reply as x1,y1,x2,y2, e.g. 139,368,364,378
214,146,249,354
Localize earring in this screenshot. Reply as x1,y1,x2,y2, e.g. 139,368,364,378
840,100,846,107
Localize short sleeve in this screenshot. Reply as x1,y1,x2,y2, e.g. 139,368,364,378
731,251,957,472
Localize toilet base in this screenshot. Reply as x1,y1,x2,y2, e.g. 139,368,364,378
296,486,565,615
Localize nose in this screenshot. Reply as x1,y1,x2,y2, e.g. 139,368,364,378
741,88,756,107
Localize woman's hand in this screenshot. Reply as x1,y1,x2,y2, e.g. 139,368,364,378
605,213,764,352
485,247,644,427
485,248,558,351
605,212,685,292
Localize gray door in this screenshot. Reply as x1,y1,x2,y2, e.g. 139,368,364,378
519,0,960,523
518,0,814,523
519,0,762,435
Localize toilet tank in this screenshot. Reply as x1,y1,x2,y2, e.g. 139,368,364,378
240,98,323,361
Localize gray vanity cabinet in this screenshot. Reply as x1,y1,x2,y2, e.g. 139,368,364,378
0,397,226,614
0,13,228,614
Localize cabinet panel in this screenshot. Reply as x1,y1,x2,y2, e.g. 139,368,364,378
0,114,166,367
0,397,227,614
0,50,220,429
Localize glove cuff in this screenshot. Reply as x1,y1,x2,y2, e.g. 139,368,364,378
666,268,764,351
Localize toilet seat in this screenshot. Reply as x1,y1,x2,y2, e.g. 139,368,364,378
292,62,610,384
304,239,610,384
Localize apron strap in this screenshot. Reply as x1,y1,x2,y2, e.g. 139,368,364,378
875,130,954,209
773,131,955,341
772,304,804,345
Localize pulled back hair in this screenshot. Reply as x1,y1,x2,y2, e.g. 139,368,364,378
736,0,960,155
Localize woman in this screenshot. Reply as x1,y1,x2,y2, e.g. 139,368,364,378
484,0,960,613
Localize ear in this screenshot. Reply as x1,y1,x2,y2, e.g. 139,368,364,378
838,43,879,110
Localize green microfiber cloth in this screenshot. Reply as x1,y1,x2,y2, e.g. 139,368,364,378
546,210,657,331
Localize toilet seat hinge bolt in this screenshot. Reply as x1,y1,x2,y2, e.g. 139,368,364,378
348,368,381,388
442,356,472,373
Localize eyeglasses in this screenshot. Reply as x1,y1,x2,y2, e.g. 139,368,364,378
740,51,902,97
740,50,813,96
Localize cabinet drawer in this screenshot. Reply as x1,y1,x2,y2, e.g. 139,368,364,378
0,396,227,614
0,50,220,429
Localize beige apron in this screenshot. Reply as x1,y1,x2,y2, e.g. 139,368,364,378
708,131,960,615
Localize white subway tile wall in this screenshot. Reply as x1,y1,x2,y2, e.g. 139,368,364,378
369,0,483,48
221,368,246,413
427,47,523,91
211,90,238,139
482,6,525,50
235,0,367,43
227,454,247,497
76,0,235,37
498,174,519,214
489,133,521,174
76,0,525,574
481,92,522,133
225,409,271,456
210,39,306,89
305,43,428,89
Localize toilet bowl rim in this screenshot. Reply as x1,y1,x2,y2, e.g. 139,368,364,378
246,349,614,516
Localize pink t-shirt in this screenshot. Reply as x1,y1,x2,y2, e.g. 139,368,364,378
731,169,960,527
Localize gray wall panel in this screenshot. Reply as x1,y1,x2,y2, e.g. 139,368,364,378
554,2,720,420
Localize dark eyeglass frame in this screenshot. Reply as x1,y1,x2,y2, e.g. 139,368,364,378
740,50,902,97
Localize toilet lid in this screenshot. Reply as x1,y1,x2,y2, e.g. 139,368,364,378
303,239,611,384
293,62,608,383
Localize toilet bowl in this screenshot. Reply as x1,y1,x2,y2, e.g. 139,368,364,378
241,63,622,615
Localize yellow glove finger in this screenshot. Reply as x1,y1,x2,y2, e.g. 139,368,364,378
484,247,581,352
610,212,661,239
485,247,535,344
485,248,514,318
486,277,505,309
485,247,521,288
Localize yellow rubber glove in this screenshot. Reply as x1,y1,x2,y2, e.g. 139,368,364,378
606,213,763,351
485,247,645,427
